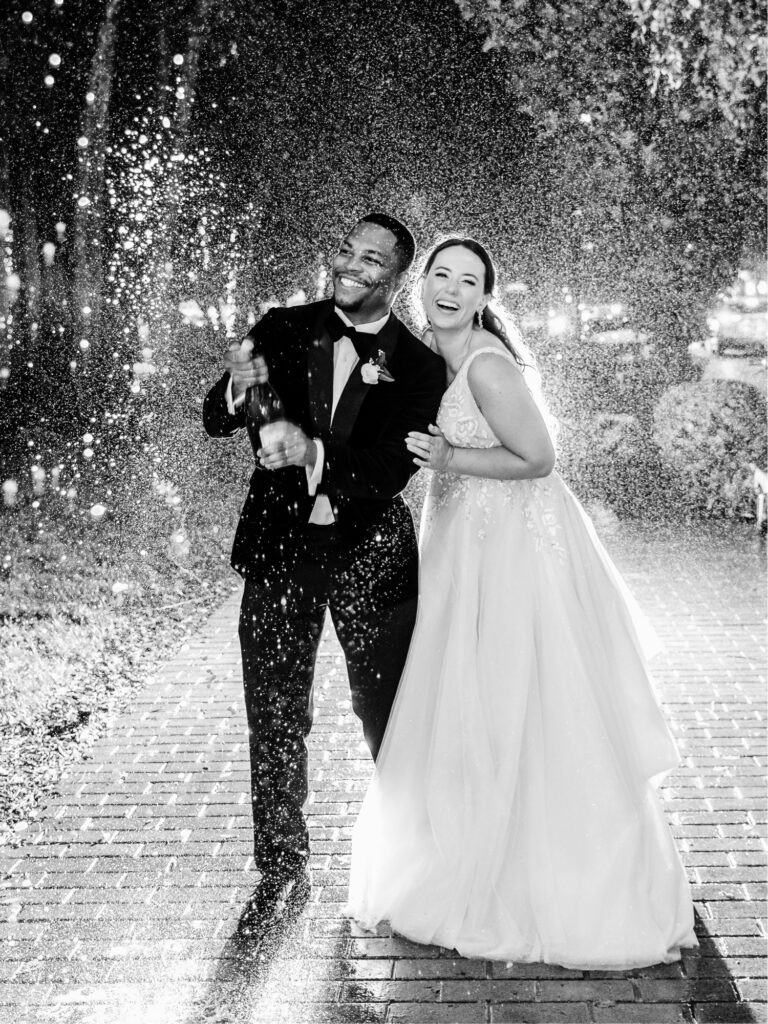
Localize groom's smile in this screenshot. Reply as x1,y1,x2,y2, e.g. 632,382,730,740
332,222,406,324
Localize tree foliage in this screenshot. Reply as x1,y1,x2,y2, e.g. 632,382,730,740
454,0,766,346
455,0,766,139
628,0,766,135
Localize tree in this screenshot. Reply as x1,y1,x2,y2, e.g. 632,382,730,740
454,0,767,348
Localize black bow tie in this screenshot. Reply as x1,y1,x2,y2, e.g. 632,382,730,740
325,311,376,361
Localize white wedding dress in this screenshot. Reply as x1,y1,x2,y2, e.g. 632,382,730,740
347,347,697,970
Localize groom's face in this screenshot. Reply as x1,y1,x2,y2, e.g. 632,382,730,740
332,223,406,323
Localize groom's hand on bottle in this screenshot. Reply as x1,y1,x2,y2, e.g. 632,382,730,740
224,338,268,403
258,425,318,473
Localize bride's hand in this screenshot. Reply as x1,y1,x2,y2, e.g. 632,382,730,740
406,424,454,471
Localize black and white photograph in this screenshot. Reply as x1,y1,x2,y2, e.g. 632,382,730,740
1,1,766,1022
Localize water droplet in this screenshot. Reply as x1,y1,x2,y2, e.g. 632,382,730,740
2,480,18,506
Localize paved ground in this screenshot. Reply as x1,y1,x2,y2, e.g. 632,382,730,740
0,519,765,1024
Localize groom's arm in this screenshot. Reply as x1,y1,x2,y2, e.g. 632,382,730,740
202,311,277,438
321,353,445,500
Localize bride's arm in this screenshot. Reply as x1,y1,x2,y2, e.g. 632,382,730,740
406,353,555,481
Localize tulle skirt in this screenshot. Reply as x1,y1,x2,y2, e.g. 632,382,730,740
347,472,697,969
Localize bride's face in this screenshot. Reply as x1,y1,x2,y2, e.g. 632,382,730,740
422,246,488,331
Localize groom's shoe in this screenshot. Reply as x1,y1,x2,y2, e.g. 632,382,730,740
237,866,311,938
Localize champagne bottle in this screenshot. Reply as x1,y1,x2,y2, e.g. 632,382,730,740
241,338,289,461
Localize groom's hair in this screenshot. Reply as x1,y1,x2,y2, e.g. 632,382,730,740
357,212,416,274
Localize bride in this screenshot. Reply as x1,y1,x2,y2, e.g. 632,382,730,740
346,237,697,969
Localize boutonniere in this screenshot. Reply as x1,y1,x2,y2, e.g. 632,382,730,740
361,349,395,385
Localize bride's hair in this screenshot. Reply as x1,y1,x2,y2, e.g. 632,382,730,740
419,236,558,442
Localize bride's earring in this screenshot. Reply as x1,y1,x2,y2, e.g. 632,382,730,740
476,307,484,328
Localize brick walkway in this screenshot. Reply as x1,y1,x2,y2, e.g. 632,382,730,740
0,520,765,1024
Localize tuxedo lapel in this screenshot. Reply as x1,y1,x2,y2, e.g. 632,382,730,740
307,304,334,434
332,313,399,447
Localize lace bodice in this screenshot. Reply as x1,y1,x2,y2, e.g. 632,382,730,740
425,347,565,557
436,346,514,449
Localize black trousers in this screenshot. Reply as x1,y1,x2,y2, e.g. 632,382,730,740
238,522,418,880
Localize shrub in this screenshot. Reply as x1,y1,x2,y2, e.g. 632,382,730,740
556,412,679,519
652,381,767,518
535,338,695,430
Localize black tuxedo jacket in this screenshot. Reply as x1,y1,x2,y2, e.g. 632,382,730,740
203,299,445,580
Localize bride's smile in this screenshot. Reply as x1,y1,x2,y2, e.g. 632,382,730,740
422,244,487,333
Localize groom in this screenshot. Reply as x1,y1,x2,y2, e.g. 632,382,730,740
203,213,445,936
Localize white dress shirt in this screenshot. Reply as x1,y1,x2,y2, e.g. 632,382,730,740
308,307,389,525
226,307,389,526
